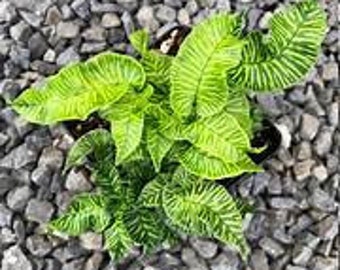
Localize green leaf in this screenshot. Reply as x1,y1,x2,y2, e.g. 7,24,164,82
104,216,134,262
142,52,173,91
111,112,144,165
179,146,262,179
129,29,149,54
123,207,166,252
183,111,251,164
146,126,173,172
228,0,327,92
64,129,113,172
146,104,185,141
139,176,166,207
12,52,146,124
172,166,198,184
162,180,249,255
130,29,173,90
225,92,252,135
123,145,146,163
49,194,110,236
170,13,244,118
93,162,122,197
100,84,154,121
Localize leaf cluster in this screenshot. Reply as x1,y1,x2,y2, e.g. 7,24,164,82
12,0,326,263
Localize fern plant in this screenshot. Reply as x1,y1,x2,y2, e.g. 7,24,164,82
12,0,326,262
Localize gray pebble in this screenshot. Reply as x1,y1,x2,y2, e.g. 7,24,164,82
252,172,270,195
9,46,31,69
292,245,313,266
0,79,22,101
10,21,32,43
65,169,92,192
90,1,122,14
136,6,159,32
26,235,53,257
181,247,209,270
45,5,62,25
44,49,57,62
250,249,269,270
267,174,282,195
322,61,338,81
164,0,183,8
13,116,34,137
300,113,320,141
0,2,16,23
84,252,103,270
0,39,13,56
53,240,89,263
0,143,38,170
28,32,49,60
246,213,267,241
177,8,190,25
56,46,81,66
0,204,13,227
19,10,42,28
116,0,138,12
259,11,273,29
38,146,64,170
210,249,242,270
61,4,74,20
56,21,80,39
80,232,103,250
25,198,55,223
158,252,182,267
190,237,218,259
296,141,312,160
286,266,307,270
314,128,333,157
312,164,328,183
328,102,338,127
0,174,16,196
13,216,26,244
80,42,107,54
293,159,315,182
82,25,106,41
288,214,313,236
71,0,91,20
309,188,336,213
1,245,33,270
7,186,34,211
0,131,10,147
185,0,199,16
259,237,285,259
45,259,62,270
62,258,86,270
7,0,53,15
312,215,338,241
273,228,294,245
156,5,177,23
1,227,17,245
269,197,297,210
246,8,263,29
101,13,121,28
25,129,53,151
121,11,134,36
31,166,52,187
312,256,338,270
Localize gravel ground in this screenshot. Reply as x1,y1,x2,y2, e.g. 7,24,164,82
0,0,339,269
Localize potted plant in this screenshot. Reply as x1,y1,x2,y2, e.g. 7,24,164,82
11,0,326,263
